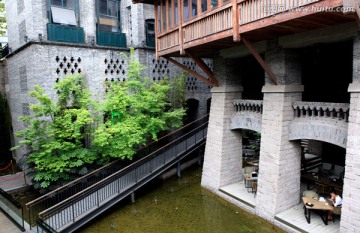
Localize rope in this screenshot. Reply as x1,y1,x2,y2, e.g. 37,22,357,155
0,160,12,171
0,172,24,181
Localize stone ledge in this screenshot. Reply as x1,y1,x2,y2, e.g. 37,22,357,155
348,83,360,92
262,85,304,93
211,86,243,93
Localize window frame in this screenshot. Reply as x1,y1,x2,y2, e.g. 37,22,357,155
47,0,80,26
96,0,121,33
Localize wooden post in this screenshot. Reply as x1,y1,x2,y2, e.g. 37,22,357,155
154,0,160,60
179,0,185,54
232,0,240,42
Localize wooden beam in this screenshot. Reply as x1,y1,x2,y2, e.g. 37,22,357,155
242,37,277,85
232,0,240,42
164,57,218,87
185,50,219,86
154,0,160,60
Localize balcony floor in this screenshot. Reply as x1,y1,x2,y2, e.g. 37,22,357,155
220,181,340,233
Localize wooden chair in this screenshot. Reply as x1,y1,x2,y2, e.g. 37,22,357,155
332,206,342,222
252,181,257,197
302,190,319,199
315,182,331,195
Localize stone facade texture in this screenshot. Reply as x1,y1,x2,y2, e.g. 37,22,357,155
2,0,211,161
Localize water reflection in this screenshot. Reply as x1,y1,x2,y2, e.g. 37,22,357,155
78,166,284,233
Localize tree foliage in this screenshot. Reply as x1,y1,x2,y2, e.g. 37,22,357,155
0,2,6,36
12,50,186,191
93,49,186,160
12,75,99,190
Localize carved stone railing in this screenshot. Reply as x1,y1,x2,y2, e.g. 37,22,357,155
234,99,263,113
292,101,350,122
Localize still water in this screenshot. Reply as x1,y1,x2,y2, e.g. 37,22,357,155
78,165,284,233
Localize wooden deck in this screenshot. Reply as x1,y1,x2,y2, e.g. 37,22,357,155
219,181,340,233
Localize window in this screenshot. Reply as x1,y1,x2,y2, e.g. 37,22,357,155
97,0,120,32
145,19,155,47
48,0,78,26
201,0,207,12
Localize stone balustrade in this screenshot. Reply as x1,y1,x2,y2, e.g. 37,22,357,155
234,99,263,113
292,101,350,122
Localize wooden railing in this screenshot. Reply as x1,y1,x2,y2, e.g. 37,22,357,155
158,28,180,51
156,0,325,53
239,0,320,25
183,5,233,43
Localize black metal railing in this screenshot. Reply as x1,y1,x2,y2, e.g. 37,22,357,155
36,120,207,232
0,188,25,232
26,115,208,228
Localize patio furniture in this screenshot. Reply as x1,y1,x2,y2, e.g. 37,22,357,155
252,181,257,197
316,182,331,195
243,166,255,188
302,197,334,225
332,206,342,222
302,190,319,199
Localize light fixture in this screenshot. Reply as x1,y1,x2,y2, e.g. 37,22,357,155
38,33,43,41
24,35,29,43
91,38,95,46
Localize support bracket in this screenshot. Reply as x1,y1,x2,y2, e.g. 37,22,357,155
242,37,278,85
186,51,219,86
163,57,219,87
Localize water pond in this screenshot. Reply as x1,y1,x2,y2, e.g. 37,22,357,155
78,165,284,233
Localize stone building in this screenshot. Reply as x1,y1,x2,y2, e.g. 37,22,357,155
133,0,360,231
0,0,211,161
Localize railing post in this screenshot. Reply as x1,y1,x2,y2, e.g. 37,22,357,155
72,204,76,223
177,161,181,177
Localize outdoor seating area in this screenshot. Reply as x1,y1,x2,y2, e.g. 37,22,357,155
301,162,344,196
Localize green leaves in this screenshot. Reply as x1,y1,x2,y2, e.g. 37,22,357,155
93,49,185,160
12,50,186,192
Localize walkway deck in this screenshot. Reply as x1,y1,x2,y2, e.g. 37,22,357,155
219,182,340,233
0,172,31,193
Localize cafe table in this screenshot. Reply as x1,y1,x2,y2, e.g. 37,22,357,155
302,197,334,225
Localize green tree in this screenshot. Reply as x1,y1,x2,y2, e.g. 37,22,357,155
0,1,6,36
93,49,186,160
12,75,99,190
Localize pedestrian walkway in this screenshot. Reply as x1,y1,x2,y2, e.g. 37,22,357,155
0,211,24,233
0,172,31,193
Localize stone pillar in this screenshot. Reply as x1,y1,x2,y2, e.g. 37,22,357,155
340,34,360,232
255,47,303,220
201,56,243,191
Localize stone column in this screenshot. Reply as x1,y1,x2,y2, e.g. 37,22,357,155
340,34,360,232
255,47,303,220
201,56,243,191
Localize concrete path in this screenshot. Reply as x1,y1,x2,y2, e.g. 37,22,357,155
0,172,32,192
0,211,25,233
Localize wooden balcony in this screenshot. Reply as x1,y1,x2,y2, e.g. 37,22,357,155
140,0,356,58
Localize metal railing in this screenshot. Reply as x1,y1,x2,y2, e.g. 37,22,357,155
26,115,208,228
0,188,25,232
36,119,207,232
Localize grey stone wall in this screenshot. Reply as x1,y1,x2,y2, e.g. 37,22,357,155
340,35,360,232
201,56,243,192
0,61,7,94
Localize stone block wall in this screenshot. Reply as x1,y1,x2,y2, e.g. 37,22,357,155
201,56,243,191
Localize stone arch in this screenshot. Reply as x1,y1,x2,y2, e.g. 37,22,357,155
288,119,348,148
230,113,262,133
